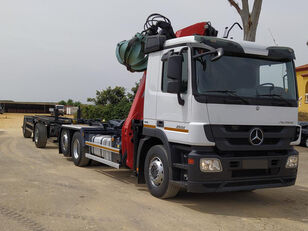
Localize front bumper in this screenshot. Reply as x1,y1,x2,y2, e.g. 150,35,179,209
182,149,298,193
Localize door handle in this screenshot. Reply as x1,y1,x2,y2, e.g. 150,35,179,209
157,120,164,128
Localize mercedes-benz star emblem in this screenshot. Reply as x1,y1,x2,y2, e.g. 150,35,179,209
249,128,264,146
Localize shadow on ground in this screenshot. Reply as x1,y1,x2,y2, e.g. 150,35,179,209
172,185,308,223
89,164,148,191
86,165,308,223
43,146,58,150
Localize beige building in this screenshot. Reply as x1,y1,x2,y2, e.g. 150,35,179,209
296,64,308,113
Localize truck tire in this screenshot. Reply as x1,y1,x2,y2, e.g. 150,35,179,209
144,145,180,199
71,132,90,167
22,118,32,138
34,123,47,148
60,129,70,156
305,137,308,148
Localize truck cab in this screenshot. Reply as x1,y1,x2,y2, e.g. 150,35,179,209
140,35,300,196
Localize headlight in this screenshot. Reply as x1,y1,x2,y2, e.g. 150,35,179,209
200,158,222,172
285,155,298,168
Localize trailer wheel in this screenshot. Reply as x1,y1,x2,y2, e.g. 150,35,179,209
304,137,308,148
60,129,70,156
22,118,32,138
34,123,47,148
71,132,90,167
144,145,180,199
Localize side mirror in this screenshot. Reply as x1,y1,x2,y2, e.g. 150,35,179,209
166,53,185,105
166,54,182,94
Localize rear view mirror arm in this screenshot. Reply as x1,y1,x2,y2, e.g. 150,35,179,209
161,49,174,61
193,48,224,61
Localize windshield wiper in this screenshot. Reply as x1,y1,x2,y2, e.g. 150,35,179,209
257,94,293,106
206,90,250,104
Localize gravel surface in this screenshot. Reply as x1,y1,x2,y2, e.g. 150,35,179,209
0,113,307,231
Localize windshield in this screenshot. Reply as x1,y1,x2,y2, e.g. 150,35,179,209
194,49,297,103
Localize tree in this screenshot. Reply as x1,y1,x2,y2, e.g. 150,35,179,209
87,86,126,106
228,0,263,41
84,85,139,120
58,100,67,105
58,99,81,107
127,81,140,102
67,99,74,106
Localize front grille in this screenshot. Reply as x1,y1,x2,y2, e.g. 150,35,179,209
227,138,280,145
283,178,296,184
218,150,288,157
224,125,283,133
232,168,280,178
229,161,240,168
271,159,280,166
207,125,296,151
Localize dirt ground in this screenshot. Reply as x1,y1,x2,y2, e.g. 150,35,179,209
0,113,308,231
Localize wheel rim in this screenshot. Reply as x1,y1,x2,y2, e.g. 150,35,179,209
73,139,80,159
34,127,39,143
149,156,164,187
61,131,69,152
305,138,308,147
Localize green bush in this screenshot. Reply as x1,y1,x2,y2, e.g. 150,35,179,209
66,83,139,121
80,105,105,120
58,99,81,106
80,99,132,121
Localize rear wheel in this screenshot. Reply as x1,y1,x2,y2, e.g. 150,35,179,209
22,118,32,138
144,145,180,199
71,132,90,167
34,123,47,148
60,129,70,156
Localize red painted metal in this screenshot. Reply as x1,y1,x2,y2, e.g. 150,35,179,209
121,73,146,169
175,22,208,37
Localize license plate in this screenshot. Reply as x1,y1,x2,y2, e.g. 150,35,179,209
242,159,268,169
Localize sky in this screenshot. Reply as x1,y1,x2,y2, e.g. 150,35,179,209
0,0,307,103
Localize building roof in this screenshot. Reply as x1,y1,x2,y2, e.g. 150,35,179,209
0,100,57,105
296,64,308,72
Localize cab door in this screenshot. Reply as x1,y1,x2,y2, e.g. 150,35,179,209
155,46,191,141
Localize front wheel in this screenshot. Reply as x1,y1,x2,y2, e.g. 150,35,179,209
71,132,90,167
144,145,180,199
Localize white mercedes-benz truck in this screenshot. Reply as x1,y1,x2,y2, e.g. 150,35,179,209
46,15,301,198
141,35,300,195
